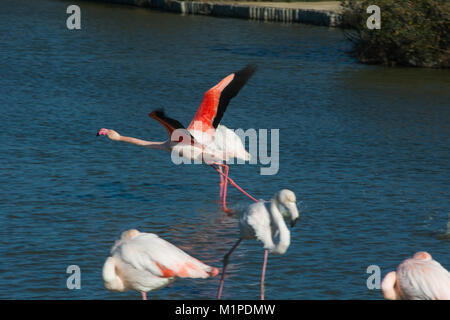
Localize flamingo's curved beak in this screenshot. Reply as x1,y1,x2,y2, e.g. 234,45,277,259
285,202,299,228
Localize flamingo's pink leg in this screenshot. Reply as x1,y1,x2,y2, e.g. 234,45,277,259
141,292,147,300
260,249,269,300
217,238,242,300
219,166,224,201
221,164,231,213
212,163,233,213
210,164,258,203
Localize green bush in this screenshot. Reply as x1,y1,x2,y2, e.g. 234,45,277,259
342,0,450,68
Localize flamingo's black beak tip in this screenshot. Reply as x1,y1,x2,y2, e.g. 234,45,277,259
96,132,100,136
291,218,299,228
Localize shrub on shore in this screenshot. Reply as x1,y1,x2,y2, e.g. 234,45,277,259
342,0,450,68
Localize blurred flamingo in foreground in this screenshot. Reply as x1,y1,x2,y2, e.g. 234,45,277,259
102,229,219,300
381,251,450,300
97,64,257,213
217,189,299,300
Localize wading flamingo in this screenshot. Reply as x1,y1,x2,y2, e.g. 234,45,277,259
97,64,257,213
381,251,450,300
217,189,299,300
102,229,219,300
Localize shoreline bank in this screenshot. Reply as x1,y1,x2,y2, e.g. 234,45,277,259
92,0,343,27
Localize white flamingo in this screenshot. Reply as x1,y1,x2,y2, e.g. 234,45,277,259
381,251,450,300
97,64,257,212
102,229,219,300
217,189,300,300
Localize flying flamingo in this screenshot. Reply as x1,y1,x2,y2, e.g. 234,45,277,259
102,229,219,300
381,251,450,300
97,64,257,213
217,189,300,300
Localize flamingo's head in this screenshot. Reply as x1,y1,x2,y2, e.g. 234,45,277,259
121,229,140,240
412,251,432,261
97,128,121,141
275,189,299,227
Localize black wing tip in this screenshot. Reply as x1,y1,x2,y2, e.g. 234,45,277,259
149,109,187,130
246,63,258,71
233,63,257,85
149,108,165,118
237,63,257,77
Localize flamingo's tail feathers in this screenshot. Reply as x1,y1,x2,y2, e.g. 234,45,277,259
188,262,220,278
244,150,251,161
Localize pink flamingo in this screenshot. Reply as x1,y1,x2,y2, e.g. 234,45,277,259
102,229,219,300
97,64,257,213
381,251,450,300
217,189,299,300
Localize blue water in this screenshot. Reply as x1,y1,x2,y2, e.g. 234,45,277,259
1,0,449,300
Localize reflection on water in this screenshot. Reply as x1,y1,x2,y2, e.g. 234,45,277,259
0,0,449,299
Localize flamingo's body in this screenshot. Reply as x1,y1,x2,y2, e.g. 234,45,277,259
102,229,219,300
217,189,299,300
167,124,250,165
381,251,450,300
97,64,257,212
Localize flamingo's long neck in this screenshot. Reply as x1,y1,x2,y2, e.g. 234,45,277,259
144,140,171,151
114,135,171,151
102,257,126,292
269,200,291,255
381,271,400,300
142,139,171,152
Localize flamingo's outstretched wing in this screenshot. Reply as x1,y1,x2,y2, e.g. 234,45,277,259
188,64,257,133
114,233,218,279
149,109,196,145
397,253,450,300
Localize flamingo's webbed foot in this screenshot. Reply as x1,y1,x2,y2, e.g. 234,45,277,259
223,207,234,215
